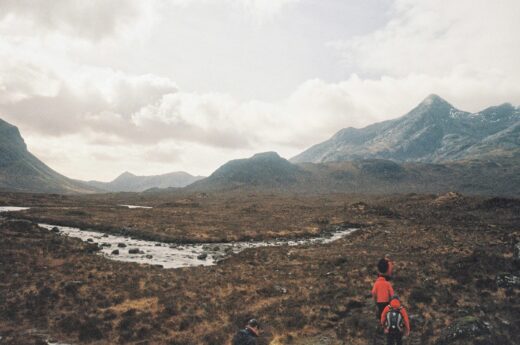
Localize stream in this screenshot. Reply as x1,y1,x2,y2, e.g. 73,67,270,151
1,206,359,269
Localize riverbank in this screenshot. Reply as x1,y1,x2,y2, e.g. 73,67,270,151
0,192,371,243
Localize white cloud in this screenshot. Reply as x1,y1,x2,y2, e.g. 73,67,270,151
335,0,520,79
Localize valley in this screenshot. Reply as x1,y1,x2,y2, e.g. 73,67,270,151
0,191,518,344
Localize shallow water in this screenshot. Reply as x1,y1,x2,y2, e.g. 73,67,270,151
39,223,358,269
119,204,153,209
0,206,30,212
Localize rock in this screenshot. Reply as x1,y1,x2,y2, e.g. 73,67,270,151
101,243,111,247
128,248,140,254
496,273,520,288
274,285,287,294
197,253,208,260
51,227,60,233
145,254,153,259
118,243,127,248
63,280,84,294
514,242,520,262
87,238,94,242
155,243,162,246
111,250,119,255
435,316,491,345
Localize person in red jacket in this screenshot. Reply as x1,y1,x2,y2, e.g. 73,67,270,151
384,254,394,279
378,254,394,280
381,297,410,345
371,274,394,320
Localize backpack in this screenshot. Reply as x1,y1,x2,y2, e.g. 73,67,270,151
386,307,403,332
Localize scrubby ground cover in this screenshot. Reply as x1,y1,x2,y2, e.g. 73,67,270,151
0,192,519,344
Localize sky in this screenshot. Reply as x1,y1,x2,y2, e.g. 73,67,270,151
0,0,519,181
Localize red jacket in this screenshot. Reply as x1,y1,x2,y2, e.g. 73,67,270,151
371,276,394,303
381,300,410,335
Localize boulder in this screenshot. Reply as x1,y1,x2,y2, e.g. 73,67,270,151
514,242,520,262
435,316,490,345
197,253,208,260
51,227,60,233
128,248,140,254
117,243,127,248
111,250,119,255
496,273,520,288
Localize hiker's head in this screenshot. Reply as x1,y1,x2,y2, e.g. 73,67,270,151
390,295,401,309
247,319,260,334
377,258,389,274
390,298,401,308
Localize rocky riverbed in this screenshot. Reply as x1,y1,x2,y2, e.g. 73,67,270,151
37,223,358,269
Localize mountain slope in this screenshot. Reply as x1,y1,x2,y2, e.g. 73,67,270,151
291,95,520,164
88,171,205,192
187,152,309,191
181,151,520,197
0,118,98,194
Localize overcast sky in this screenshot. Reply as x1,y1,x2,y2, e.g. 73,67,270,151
1,0,519,181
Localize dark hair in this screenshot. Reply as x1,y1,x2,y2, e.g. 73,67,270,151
248,319,260,328
377,258,388,274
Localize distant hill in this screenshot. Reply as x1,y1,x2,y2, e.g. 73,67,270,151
187,152,309,191
88,171,205,192
184,152,520,197
0,118,98,194
291,94,520,164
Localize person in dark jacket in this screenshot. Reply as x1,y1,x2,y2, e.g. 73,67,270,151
232,319,260,345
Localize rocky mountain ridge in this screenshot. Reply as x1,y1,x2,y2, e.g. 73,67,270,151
0,118,98,194
186,151,520,197
291,95,520,164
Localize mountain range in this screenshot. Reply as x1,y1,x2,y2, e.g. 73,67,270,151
291,94,520,164
87,171,204,192
0,94,519,195
186,151,520,196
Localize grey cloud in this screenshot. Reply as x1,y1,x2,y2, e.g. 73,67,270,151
0,0,143,40
0,74,252,149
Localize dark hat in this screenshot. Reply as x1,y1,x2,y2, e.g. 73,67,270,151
247,319,260,328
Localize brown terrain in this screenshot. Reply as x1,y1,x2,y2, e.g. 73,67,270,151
0,191,519,345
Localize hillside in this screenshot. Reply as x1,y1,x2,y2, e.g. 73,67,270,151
184,151,520,197
291,95,520,164
187,152,309,191
88,171,204,192
0,118,98,194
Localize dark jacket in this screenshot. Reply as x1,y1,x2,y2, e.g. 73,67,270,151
232,327,258,345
